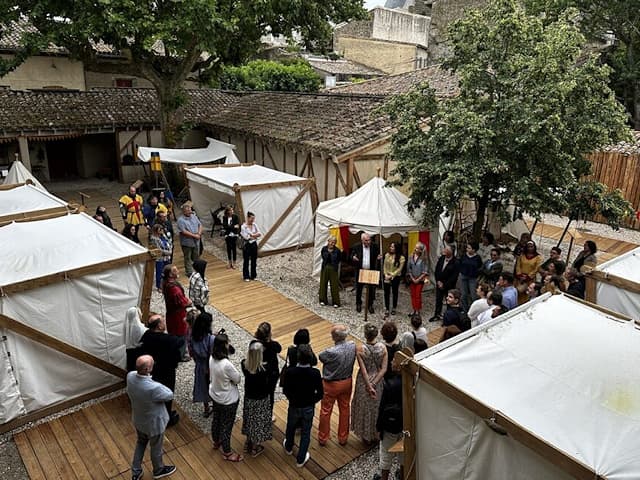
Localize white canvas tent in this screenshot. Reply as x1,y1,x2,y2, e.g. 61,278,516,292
2,160,46,190
0,183,69,224
585,246,640,320
312,176,432,277
137,137,240,165
186,164,317,255
399,293,640,480
0,213,154,432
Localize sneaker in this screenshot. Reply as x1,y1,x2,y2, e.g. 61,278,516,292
368,306,375,314
320,301,326,306
296,452,310,468
153,465,176,479
244,278,250,282
283,438,293,455
333,304,339,308
167,412,180,427
132,472,143,480
391,309,396,315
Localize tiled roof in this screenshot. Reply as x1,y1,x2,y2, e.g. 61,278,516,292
599,131,640,155
0,20,66,54
327,64,459,97
307,58,384,76
203,91,392,156
0,88,240,134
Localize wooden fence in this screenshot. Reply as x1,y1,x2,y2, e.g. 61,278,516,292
588,150,640,230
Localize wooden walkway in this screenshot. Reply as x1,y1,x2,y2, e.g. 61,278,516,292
15,183,372,480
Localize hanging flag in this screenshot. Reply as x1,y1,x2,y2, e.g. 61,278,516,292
408,230,430,254
329,225,350,252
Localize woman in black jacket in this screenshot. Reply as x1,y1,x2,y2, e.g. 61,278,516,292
222,205,240,269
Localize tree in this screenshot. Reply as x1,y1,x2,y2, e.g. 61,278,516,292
1,1,365,146
524,0,640,128
383,0,632,239
218,59,321,92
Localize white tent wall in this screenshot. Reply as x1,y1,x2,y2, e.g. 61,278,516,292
187,180,235,232
0,340,25,422
2,160,46,191
0,184,67,220
0,262,143,423
596,282,640,320
416,381,574,480
242,186,314,252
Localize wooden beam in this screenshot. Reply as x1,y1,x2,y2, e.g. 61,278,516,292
298,154,309,177
0,251,152,295
0,314,127,379
322,152,329,201
399,355,605,480
115,130,124,183
565,293,633,322
584,275,597,304
334,162,348,193
309,181,319,212
140,257,155,322
119,129,144,156
586,270,640,295
264,144,279,170
294,151,298,174
307,152,315,178
0,182,25,191
353,164,362,188
400,352,417,480
334,135,391,163
0,207,71,226
283,148,287,172
346,158,354,194
258,182,312,249
235,178,311,192
0,381,125,435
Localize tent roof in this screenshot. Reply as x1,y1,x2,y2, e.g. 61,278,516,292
417,293,640,479
595,246,640,284
316,176,419,233
2,161,46,190
186,164,307,189
0,184,66,218
137,137,239,165
0,213,147,286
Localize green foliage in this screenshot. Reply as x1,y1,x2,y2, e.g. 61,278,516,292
2,0,365,144
383,0,632,237
566,181,633,230
218,59,321,92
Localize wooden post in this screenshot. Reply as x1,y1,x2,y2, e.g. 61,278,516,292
140,255,156,322
115,130,124,183
346,158,354,194
584,274,597,304
400,353,417,480
234,185,245,221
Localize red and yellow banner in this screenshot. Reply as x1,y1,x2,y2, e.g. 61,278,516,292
408,230,430,254
329,225,350,252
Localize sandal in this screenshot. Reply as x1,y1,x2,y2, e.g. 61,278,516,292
222,451,244,462
251,445,265,458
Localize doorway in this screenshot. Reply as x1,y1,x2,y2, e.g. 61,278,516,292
46,139,79,179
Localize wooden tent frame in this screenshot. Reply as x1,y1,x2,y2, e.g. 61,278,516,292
185,163,319,256
396,294,631,480
0,210,157,434
584,248,640,312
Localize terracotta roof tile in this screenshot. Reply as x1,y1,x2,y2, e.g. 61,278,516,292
600,131,640,155
327,64,459,97
202,91,392,156
307,58,385,76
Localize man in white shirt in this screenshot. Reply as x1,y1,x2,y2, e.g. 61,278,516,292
350,233,380,314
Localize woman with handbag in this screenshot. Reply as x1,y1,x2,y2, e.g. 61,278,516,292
406,242,429,317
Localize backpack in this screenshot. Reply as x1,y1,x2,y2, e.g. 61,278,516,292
381,402,403,434
458,309,471,331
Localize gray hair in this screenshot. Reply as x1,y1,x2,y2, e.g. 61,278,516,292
414,242,425,253
331,324,349,341
361,233,371,241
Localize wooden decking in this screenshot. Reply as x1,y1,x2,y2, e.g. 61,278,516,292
15,393,365,480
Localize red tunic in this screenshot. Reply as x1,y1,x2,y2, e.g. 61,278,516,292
163,281,190,336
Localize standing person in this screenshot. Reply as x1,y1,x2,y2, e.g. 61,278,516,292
572,240,598,273
406,242,429,317
476,291,504,326
565,267,585,299
241,211,261,282
351,233,381,314
539,246,566,278
119,185,145,231
143,195,168,230
177,202,203,277
222,205,240,269
442,289,470,339
161,265,192,360
209,333,243,462
477,232,496,263
467,283,491,326
254,322,282,412
319,236,342,308
127,355,176,480
496,273,518,310
189,312,215,418
189,259,209,314
351,324,387,444
515,241,542,304
373,373,403,480
95,205,116,230
282,344,324,468
459,241,483,311
380,322,400,381
241,342,272,457
441,230,457,257
285,329,318,367
512,232,531,260
140,315,182,427
382,242,406,317
158,190,174,218
479,248,503,287
431,246,459,322
318,324,356,446
150,224,172,291
124,307,147,373
122,223,141,244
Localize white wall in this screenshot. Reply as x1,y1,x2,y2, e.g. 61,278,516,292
371,7,430,47
0,54,86,91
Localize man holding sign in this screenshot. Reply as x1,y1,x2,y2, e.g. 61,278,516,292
351,233,381,314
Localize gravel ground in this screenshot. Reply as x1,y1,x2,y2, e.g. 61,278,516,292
3,178,638,480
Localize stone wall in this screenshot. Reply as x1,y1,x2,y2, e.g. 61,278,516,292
0,54,85,90
428,0,487,60
334,19,373,39
371,8,430,47
334,36,419,74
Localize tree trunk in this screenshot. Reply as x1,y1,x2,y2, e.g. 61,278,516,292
156,83,185,148
627,40,639,129
473,193,489,241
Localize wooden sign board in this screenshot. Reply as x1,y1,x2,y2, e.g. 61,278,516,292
358,269,380,285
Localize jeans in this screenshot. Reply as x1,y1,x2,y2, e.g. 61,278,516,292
284,405,315,465
181,245,200,276
383,277,401,311
460,275,478,311
155,260,168,289
132,430,164,476
243,242,258,280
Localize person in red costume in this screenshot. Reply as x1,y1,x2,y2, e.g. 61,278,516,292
161,264,193,361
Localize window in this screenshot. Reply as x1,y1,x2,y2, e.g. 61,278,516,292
115,78,134,88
